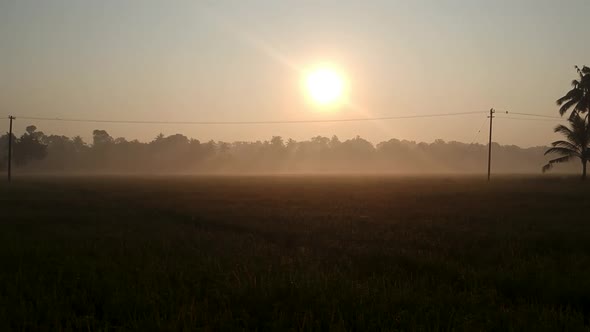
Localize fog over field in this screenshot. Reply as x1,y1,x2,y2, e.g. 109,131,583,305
0,127,580,175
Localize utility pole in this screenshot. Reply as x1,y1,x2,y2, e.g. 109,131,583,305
487,108,495,182
7,116,14,183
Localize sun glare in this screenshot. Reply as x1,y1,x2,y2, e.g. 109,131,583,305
305,67,345,107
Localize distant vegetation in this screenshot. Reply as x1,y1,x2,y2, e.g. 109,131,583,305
0,127,567,174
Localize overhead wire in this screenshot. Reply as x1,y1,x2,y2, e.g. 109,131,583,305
9,111,487,125
501,111,563,119
495,116,565,122
470,116,489,144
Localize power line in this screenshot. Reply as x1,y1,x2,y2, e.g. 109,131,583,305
10,111,486,125
495,116,564,122
502,111,562,119
470,116,489,144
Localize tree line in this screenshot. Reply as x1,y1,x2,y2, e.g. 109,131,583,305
0,126,569,174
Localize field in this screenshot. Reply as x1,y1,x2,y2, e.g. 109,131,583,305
2,176,590,331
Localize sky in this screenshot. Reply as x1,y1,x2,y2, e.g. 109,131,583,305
1,0,589,147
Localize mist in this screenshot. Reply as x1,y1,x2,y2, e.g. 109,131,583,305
0,125,578,175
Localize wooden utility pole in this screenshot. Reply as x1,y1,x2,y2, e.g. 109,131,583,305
487,109,495,182
7,116,14,183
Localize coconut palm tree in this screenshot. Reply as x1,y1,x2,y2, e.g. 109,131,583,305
557,66,590,119
543,113,590,179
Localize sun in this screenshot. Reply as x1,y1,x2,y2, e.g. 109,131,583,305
305,67,346,107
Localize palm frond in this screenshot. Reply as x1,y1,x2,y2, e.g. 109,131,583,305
543,111,590,175
554,124,573,136
557,89,578,106
558,98,580,116
577,98,590,114
560,88,582,101
544,146,579,157
542,155,572,173
550,140,581,152
569,109,582,121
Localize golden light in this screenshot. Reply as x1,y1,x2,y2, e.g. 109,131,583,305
305,67,346,107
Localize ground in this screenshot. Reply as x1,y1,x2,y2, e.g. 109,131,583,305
1,175,590,331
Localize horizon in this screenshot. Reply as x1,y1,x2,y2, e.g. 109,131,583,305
4,122,578,175
3,121,557,149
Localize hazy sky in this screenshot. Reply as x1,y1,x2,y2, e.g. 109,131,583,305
1,0,589,147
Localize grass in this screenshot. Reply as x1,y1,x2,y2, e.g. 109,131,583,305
1,175,590,331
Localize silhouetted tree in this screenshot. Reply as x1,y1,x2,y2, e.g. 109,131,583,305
557,66,590,119
13,126,47,166
329,135,341,148
286,138,297,151
543,113,590,179
93,130,113,147
0,133,13,171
